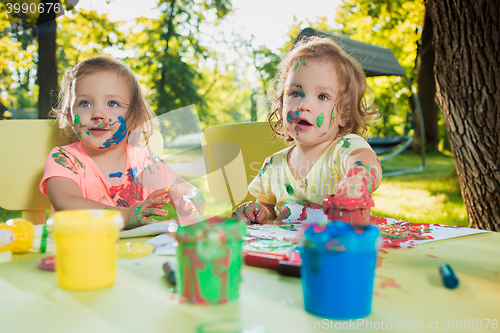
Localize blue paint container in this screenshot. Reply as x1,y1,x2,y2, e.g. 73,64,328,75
300,221,379,319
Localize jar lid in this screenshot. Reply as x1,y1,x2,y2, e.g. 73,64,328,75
117,242,155,258
175,217,247,243
301,222,379,253
47,209,124,233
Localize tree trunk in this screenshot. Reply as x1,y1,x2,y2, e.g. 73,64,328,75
417,2,440,151
34,1,58,119
429,0,500,231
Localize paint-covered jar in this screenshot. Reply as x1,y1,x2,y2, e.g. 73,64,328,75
300,221,379,319
0,218,49,254
175,217,247,305
323,195,374,227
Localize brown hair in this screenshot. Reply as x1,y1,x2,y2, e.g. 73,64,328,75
51,56,156,145
269,36,377,143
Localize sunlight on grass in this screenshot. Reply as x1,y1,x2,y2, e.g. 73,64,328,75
373,152,468,227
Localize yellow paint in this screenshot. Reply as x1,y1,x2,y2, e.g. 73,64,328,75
49,209,123,290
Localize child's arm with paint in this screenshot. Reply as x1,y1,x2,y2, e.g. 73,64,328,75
46,177,171,229
167,181,205,217
335,148,382,198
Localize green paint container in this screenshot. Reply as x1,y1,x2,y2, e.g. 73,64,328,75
175,217,247,305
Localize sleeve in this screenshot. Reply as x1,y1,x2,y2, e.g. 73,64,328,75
248,155,277,204
334,135,375,176
39,146,84,196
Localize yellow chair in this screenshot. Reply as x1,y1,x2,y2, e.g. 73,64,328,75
201,122,287,210
0,119,164,225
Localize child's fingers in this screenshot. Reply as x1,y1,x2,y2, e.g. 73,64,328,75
147,188,169,199
147,208,168,217
148,197,170,206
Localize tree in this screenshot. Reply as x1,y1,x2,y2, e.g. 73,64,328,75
428,0,500,231
334,1,435,144
0,5,37,112
34,0,58,119
124,0,232,118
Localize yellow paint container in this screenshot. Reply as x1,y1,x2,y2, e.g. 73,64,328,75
47,210,124,291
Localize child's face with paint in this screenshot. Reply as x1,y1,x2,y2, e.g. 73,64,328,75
70,71,130,151
282,59,346,146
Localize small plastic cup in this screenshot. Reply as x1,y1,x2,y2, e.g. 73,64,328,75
323,195,374,226
174,216,247,305
47,209,123,290
300,221,379,319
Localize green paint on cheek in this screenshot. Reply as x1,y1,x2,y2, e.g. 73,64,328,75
76,132,81,138
329,109,335,129
316,113,324,127
73,114,81,127
285,183,294,196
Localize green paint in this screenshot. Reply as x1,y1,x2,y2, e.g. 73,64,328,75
73,114,81,127
294,60,307,69
316,113,324,127
328,110,335,129
340,137,351,148
187,188,205,212
285,183,294,196
51,147,84,174
175,217,246,305
257,156,273,177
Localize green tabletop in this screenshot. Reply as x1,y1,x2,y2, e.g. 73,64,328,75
1,232,500,333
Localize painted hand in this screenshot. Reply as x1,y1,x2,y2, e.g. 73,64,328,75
169,185,202,217
123,189,171,229
232,201,270,224
335,162,378,198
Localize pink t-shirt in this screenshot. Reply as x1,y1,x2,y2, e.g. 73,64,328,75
40,142,178,208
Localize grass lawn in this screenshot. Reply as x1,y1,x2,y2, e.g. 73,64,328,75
373,151,468,227
0,149,468,227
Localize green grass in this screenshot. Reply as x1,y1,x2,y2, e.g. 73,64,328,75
373,151,468,227
1,150,467,227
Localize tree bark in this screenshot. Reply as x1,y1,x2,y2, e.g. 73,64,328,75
35,1,58,119
417,2,440,151
428,0,500,231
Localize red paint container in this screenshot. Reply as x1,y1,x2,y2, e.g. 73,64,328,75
323,195,374,227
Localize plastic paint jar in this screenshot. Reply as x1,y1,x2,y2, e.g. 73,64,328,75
0,218,49,253
175,216,247,305
47,209,123,290
323,195,374,226
300,221,379,319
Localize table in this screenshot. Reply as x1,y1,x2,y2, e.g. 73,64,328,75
1,232,500,333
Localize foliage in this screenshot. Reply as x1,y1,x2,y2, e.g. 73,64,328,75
0,11,36,109
57,9,124,78
333,0,425,138
121,0,232,117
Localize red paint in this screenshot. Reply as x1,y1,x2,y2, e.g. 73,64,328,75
376,256,385,268
381,278,401,289
179,248,208,305
426,254,439,259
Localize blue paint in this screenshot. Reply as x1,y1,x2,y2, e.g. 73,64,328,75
297,85,305,98
100,116,127,149
109,172,123,178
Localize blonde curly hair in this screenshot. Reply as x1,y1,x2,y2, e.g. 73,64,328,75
51,56,156,145
269,36,377,143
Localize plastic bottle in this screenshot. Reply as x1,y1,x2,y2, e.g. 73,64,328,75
0,218,49,253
